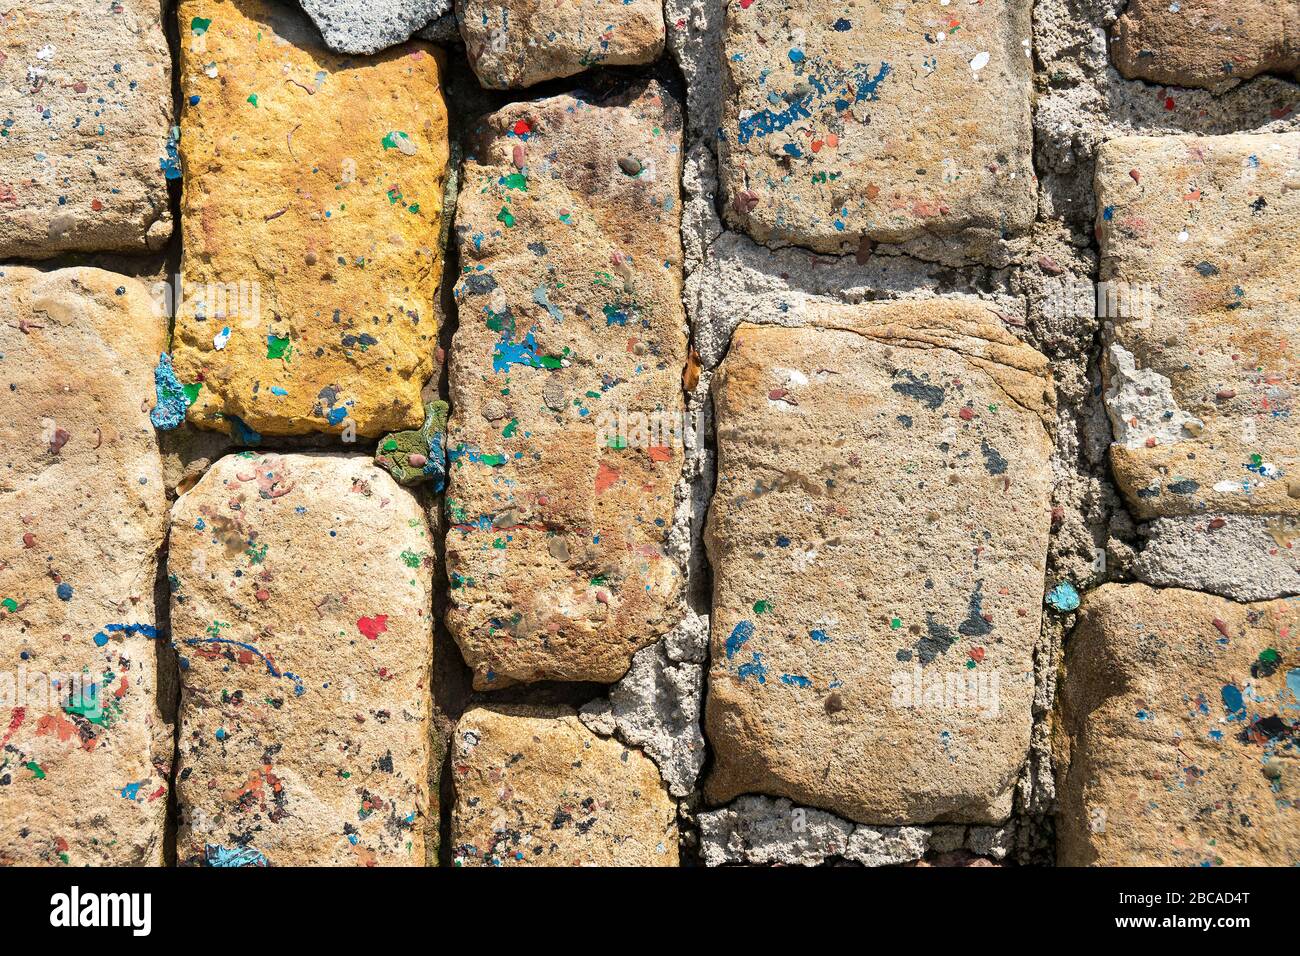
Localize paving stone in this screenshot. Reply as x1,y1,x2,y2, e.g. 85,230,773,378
169,452,434,866
172,0,450,439
0,267,169,865
704,301,1055,824
458,0,666,89
446,81,686,689
450,705,678,866
300,0,451,54
1111,0,1300,92
717,0,1036,256
0,1,173,257
1056,583,1300,866
1097,132,1300,519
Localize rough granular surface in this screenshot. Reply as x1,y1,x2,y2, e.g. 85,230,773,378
1110,0,1300,93
445,81,686,689
705,301,1054,825
451,705,678,866
717,0,1036,257
0,267,169,865
459,0,665,89
172,0,450,439
169,453,433,866
1097,132,1300,519
0,1,173,257
1056,583,1300,866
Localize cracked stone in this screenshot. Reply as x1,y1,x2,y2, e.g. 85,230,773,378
580,641,705,797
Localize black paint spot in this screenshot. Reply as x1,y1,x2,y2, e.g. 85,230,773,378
891,370,945,409
980,439,1008,476
1167,479,1199,495
463,273,498,295
913,614,955,665
958,581,993,638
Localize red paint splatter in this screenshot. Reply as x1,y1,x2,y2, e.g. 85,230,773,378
648,446,673,463
357,615,388,640
595,462,621,494
512,119,531,136
1,707,25,747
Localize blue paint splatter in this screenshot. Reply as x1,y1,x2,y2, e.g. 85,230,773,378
92,622,159,648
204,844,269,867
1045,582,1080,612
737,651,767,684
149,353,191,430
780,674,812,688
726,620,755,661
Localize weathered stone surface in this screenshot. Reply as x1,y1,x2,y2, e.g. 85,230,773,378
698,795,930,867
169,452,433,866
450,705,678,866
300,0,451,54
579,640,705,797
1056,583,1300,866
173,0,450,439
0,267,169,865
1097,133,1300,519
705,301,1055,824
458,0,666,89
1134,515,1300,602
0,1,173,257
717,0,1035,256
1111,0,1300,92
446,81,686,689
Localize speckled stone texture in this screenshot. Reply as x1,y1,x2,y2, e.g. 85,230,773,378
705,301,1055,825
172,0,450,439
1098,132,1300,519
169,453,434,866
0,1,173,257
0,267,169,866
299,0,451,54
458,0,666,89
451,705,678,866
1111,0,1300,93
717,0,1036,257
446,81,686,689
1056,583,1300,866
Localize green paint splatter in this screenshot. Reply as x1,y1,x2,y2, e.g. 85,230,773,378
190,17,212,35
500,172,528,191
400,550,425,569
502,418,518,438
266,334,290,360
247,93,259,108
23,762,45,780
497,207,516,228
753,600,772,614
890,616,903,629
182,382,202,404
1,598,17,612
